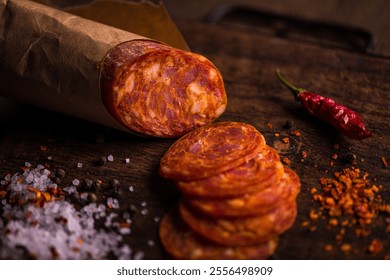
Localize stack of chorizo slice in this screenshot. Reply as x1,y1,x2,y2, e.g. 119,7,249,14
159,121,300,259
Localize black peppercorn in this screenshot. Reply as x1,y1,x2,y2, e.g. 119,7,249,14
92,179,103,189
97,156,107,166
283,120,294,129
341,153,357,163
88,193,97,203
346,153,357,163
95,133,106,144
82,179,95,191
55,168,66,179
109,178,121,188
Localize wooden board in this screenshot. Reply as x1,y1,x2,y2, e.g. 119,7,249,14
0,20,389,260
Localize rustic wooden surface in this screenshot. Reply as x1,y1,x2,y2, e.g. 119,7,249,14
0,18,389,260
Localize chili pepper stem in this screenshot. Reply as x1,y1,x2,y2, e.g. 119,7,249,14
275,69,305,100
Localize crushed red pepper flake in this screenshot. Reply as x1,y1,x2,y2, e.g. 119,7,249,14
290,130,301,136
381,156,388,168
309,210,320,220
316,167,388,223
301,151,308,159
282,157,291,165
274,133,280,137
340,219,349,227
39,145,47,151
281,137,290,144
309,166,389,257
340,243,352,253
42,192,51,202
301,221,310,227
324,244,333,252
119,222,131,228
309,226,317,232
386,224,390,234
267,123,273,129
367,239,383,255
328,218,338,227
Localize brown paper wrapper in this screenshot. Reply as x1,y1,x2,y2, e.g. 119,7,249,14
35,0,189,51
0,0,170,131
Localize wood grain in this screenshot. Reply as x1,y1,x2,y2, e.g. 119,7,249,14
0,20,389,259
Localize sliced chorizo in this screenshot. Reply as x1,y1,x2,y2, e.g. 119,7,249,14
184,166,300,217
176,145,284,197
159,122,266,181
179,200,297,246
159,206,278,260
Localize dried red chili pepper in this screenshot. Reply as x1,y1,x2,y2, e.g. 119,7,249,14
276,69,372,140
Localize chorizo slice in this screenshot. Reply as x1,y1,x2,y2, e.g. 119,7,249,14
184,166,301,217
159,122,266,181
176,145,284,197
101,41,227,137
179,200,297,246
159,206,278,260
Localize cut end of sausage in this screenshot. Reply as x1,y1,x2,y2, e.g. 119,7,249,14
101,41,227,138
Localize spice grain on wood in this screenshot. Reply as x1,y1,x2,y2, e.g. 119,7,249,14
308,166,389,257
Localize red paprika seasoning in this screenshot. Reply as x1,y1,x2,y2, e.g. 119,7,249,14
276,70,372,140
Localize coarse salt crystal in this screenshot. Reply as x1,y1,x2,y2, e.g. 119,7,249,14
107,155,114,162
118,245,132,260
76,163,83,168
72,179,80,186
98,204,106,213
107,197,119,209
0,164,133,260
125,158,130,164
80,193,88,201
37,164,45,170
129,186,134,192
25,173,34,184
105,212,118,227
141,201,147,207
133,251,145,260
63,186,76,194
118,227,131,235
